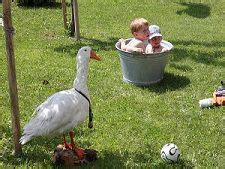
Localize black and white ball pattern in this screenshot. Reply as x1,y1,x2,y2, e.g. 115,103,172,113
161,143,180,163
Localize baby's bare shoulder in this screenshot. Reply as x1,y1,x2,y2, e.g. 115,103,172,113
128,39,144,48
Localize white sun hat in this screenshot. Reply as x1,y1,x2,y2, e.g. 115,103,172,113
149,25,162,39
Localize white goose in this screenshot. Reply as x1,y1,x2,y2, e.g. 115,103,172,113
20,46,101,159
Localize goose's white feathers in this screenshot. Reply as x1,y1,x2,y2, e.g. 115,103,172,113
20,46,100,145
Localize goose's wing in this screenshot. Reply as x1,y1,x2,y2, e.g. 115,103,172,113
20,89,88,145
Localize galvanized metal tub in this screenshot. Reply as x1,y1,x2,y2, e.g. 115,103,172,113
115,39,173,86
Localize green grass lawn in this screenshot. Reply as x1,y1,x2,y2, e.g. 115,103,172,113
0,0,225,168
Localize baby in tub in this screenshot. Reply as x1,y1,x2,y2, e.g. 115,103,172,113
145,25,168,54
119,18,150,53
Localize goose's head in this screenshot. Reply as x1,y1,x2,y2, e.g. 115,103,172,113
77,46,101,63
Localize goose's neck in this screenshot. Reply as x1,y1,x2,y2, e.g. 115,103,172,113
73,59,89,94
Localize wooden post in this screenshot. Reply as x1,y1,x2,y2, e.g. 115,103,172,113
3,0,22,155
61,0,67,30
72,0,80,40
70,0,75,36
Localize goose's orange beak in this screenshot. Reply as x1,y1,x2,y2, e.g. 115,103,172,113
90,50,101,61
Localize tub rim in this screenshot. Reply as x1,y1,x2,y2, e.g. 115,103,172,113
115,38,173,57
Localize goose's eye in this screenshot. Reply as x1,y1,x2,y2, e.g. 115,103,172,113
84,49,87,52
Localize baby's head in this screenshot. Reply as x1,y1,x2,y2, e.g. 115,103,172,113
130,18,150,41
149,25,162,48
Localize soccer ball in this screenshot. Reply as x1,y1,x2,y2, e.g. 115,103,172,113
161,143,180,163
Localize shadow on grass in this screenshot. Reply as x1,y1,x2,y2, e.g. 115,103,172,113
156,159,194,168
86,143,194,168
169,40,225,67
171,40,225,48
140,72,190,93
55,37,225,67
177,2,211,18
0,131,194,168
169,62,193,72
16,2,68,9
0,125,58,165
0,126,94,166
54,37,119,56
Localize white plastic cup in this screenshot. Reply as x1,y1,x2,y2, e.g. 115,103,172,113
199,98,213,108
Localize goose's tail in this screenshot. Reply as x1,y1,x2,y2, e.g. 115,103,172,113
19,115,42,145
20,134,33,145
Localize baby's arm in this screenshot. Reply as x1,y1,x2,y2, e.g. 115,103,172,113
119,39,127,51
145,44,153,54
119,39,145,53
130,41,145,53
161,47,169,53
125,46,144,53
